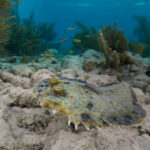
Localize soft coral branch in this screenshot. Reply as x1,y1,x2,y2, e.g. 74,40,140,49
0,0,21,56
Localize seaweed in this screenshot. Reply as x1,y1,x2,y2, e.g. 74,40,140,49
98,23,128,70
6,11,41,55
0,17,11,56
133,15,150,56
0,0,21,57
72,22,99,51
36,22,56,49
6,23,42,55
6,12,57,56
0,0,21,15
129,40,148,56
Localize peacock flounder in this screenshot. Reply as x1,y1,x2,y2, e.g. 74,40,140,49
33,77,146,130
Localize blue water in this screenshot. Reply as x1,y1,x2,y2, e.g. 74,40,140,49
18,0,150,50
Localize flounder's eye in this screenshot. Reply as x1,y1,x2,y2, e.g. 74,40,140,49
56,87,61,91
53,85,66,96
49,78,58,86
64,81,70,84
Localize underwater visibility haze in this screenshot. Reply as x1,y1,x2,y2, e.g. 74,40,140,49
1,0,150,56
0,0,150,149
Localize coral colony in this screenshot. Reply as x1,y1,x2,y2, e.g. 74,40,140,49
34,77,146,130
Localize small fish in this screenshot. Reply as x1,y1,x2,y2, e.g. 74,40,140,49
60,38,68,42
69,50,74,54
73,39,81,43
67,27,76,30
85,35,91,38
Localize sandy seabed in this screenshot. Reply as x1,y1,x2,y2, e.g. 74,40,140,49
0,49,150,150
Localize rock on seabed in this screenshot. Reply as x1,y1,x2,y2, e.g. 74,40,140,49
0,49,150,150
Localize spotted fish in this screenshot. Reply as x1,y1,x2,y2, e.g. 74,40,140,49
33,77,146,130
87,82,146,126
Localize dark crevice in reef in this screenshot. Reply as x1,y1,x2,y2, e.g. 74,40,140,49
136,125,150,136
9,103,41,108
0,147,9,150
145,66,150,77
139,130,150,136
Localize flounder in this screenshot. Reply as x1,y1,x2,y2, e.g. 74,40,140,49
33,77,146,130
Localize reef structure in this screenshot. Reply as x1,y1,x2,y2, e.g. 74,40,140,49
33,77,146,130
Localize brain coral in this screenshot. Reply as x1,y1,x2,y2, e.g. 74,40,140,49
33,77,146,130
